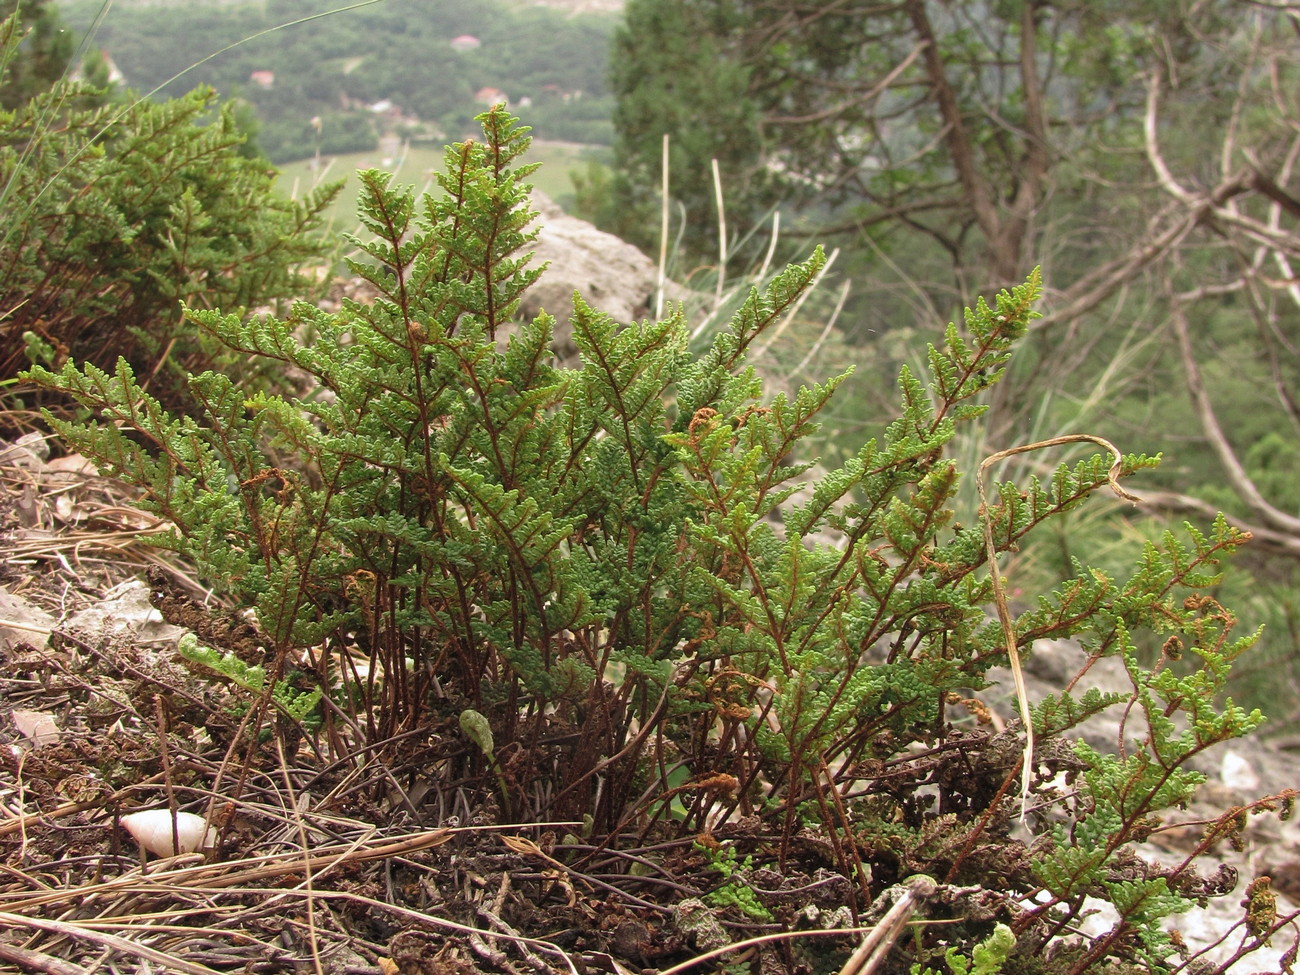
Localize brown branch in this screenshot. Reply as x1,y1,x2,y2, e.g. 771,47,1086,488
1249,168,1300,222
1008,0,1050,232
1238,273,1300,436
1034,206,1202,332
904,0,1000,248
1034,65,1263,333
765,39,927,125
1171,297,1300,538
1130,489,1300,558
787,193,964,238
0,943,88,975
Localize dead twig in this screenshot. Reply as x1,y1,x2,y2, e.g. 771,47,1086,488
977,435,1139,816
0,911,224,975
838,875,937,975
0,829,456,912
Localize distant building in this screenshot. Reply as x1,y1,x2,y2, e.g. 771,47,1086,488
539,83,583,103
249,70,275,89
367,100,418,126
72,48,126,86
474,87,508,107
450,34,481,52
378,134,403,166
98,49,126,85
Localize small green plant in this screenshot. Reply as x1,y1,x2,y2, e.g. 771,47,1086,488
697,840,773,921
179,632,322,729
24,107,1283,972
914,923,1014,975
459,707,513,818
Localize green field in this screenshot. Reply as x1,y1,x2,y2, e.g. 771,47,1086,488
276,140,608,236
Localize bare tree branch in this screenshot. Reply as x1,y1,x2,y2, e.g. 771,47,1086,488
1034,206,1202,332
1170,297,1300,538
1248,169,1300,223
1035,64,1277,334
1130,489,1300,559
765,40,927,126
1238,274,1300,437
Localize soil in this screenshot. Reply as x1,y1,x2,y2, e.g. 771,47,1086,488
1,428,1297,975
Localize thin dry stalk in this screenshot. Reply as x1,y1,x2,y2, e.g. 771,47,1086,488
0,616,51,635
712,157,727,307
291,886,584,974
275,735,324,975
657,926,882,975
6,525,171,559
0,911,223,975
756,209,781,282
749,247,840,364
977,434,1139,816
0,829,456,912
837,876,936,975
657,133,670,319
0,798,114,838
791,278,851,379
0,942,88,975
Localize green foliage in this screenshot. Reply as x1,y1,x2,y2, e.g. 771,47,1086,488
1028,543,1264,965
179,632,323,727
460,706,513,816
459,708,495,760
607,0,1197,275
607,0,1300,737
608,0,759,250
697,841,773,921
0,0,73,109
0,31,339,397
24,107,1275,973
913,923,1014,975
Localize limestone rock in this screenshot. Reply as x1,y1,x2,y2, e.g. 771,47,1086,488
520,191,678,359
985,637,1139,755
0,585,54,651
64,578,186,647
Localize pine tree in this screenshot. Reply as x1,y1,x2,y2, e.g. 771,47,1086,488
0,0,74,108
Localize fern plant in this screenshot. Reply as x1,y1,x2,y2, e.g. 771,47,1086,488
24,107,1283,973
0,10,339,400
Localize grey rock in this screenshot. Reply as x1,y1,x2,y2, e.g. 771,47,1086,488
0,432,51,469
985,637,1142,755
64,579,186,647
519,191,679,360
0,585,54,651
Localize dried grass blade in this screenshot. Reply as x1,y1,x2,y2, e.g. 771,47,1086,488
0,941,88,975
0,910,222,975
977,434,1138,819
0,828,454,912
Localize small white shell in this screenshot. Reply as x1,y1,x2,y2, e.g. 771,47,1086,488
120,810,215,857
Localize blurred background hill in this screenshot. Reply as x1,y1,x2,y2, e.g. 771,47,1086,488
60,0,619,165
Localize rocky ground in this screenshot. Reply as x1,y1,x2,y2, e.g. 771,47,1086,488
987,644,1300,972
